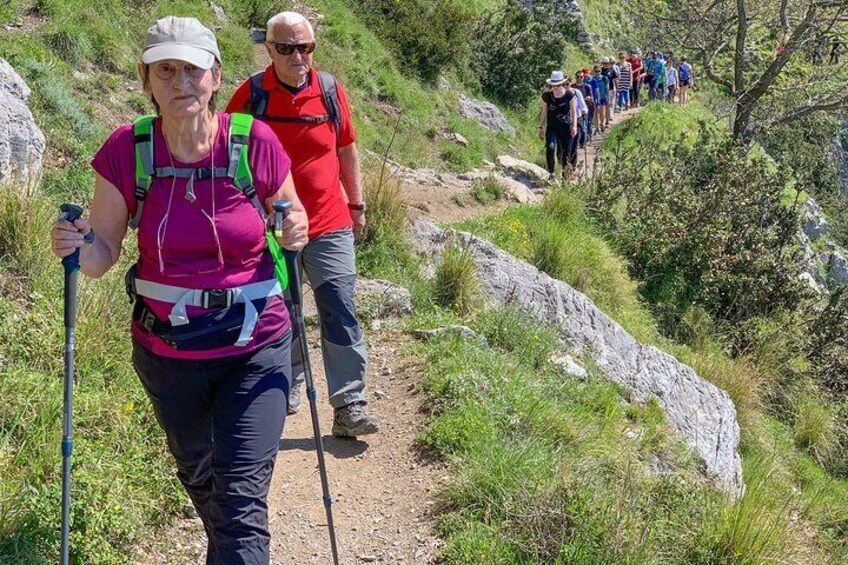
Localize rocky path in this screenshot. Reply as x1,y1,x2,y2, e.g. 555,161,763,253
266,324,445,564
135,106,637,565
393,105,636,224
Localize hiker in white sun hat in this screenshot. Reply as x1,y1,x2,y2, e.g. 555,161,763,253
538,70,578,184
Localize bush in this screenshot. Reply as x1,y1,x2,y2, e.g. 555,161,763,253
433,243,481,315
589,112,806,344
350,0,474,82
470,175,503,205
470,0,576,107
793,389,839,466
807,286,848,401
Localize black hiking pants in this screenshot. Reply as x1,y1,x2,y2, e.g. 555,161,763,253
132,332,292,565
545,126,574,175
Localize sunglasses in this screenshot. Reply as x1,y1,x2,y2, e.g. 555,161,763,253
268,42,316,56
150,62,208,81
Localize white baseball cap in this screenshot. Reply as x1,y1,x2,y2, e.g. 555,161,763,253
141,16,221,69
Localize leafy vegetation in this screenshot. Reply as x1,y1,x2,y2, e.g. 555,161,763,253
590,103,805,339
0,191,185,565
469,0,577,108
347,0,475,82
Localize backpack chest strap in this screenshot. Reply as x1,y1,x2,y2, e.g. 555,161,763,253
154,166,230,179
254,114,331,124
131,113,265,228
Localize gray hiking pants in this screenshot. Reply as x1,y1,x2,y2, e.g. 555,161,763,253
290,227,367,408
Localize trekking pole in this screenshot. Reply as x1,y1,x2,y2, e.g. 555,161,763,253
273,200,340,565
58,203,84,565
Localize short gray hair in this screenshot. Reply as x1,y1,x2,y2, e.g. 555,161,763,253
267,11,314,38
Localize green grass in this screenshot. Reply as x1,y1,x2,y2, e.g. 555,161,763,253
414,305,828,563
456,189,661,345
447,180,848,562
309,0,539,170
0,191,185,564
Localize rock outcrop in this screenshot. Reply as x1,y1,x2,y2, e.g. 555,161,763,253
409,219,745,497
457,94,516,136
0,58,46,188
495,155,550,189
797,195,848,293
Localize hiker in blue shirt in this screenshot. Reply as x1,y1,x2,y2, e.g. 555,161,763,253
591,65,610,133
678,57,694,105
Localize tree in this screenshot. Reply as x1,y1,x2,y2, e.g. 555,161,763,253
643,0,848,141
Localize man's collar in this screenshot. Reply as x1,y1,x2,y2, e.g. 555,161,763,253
262,65,314,92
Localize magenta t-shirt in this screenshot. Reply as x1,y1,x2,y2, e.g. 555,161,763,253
92,112,292,360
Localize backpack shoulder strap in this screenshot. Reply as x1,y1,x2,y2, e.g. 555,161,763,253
228,113,267,221
316,70,341,141
130,114,156,229
248,71,269,117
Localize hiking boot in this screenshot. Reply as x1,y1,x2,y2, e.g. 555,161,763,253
287,382,302,415
547,172,558,185
332,402,380,437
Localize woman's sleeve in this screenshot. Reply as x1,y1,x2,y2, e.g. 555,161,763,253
90,125,136,214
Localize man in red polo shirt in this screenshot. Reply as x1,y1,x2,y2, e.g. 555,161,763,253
226,11,378,437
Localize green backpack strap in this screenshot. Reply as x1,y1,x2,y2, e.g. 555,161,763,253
130,114,156,229
228,112,288,290
228,112,267,221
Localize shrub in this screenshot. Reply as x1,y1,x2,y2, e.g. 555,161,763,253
350,0,474,82
433,243,481,315
807,286,848,401
470,175,503,205
470,0,577,107
589,113,806,344
793,389,839,466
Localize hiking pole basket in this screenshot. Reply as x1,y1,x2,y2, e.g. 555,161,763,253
274,200,341,565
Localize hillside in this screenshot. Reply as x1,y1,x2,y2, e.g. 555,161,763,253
2,1,848,564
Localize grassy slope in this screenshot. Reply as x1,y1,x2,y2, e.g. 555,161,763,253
3,0,844,563
442,104,848,562
0,0,590,562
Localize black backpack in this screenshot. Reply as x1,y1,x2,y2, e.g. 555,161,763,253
248,70,341,140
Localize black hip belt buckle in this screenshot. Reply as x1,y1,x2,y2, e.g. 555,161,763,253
202,289,235,309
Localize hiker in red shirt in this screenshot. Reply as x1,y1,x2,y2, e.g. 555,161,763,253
629,51,642,108
226,11,379,438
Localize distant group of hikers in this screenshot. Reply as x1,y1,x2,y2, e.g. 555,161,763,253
811,34,843,65
539,50,694,182
51,12,375,564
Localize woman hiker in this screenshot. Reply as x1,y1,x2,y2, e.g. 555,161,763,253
538,70,578,184
50,16,308,564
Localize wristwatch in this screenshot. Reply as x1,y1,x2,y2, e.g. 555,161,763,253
348,202,367,212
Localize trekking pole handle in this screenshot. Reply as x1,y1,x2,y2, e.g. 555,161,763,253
272,199,293,239
59,204,84,274
272,200,303,303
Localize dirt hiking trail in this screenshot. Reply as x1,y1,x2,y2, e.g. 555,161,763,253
134,104,637,565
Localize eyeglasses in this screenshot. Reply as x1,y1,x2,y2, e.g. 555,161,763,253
268,42,316,56
150,62,208,81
